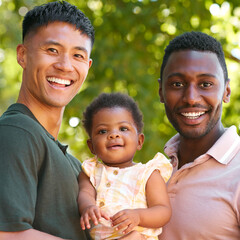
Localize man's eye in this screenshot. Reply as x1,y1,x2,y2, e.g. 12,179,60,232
120,127,128,131
200,82,212,88
48,48,57,53
74,54,84,59
172,82,184,87
99,129,107,134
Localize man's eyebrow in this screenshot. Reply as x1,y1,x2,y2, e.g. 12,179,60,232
166,73,184,79
75,46,88,53
166,73,217,79
43,40,62,46
43,40,89,53
197,73,217,78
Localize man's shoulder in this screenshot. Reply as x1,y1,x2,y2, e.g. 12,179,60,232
0,103,43,134
0,104,50,153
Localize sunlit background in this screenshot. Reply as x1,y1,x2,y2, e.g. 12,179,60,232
0,0,239,163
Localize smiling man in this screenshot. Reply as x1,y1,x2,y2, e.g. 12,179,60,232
0,1,94,239
158,32,240,239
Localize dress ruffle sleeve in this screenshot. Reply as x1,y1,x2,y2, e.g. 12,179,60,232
81,157,99,187
143,152,173,183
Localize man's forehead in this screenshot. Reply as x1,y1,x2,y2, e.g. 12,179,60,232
166,50,219,68
163,50,223,79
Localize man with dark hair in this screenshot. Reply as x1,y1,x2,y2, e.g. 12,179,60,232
158,31,240,239
0,1,94,239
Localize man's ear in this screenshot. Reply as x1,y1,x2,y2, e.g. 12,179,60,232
87,139,95,155
137,133,145,151
223,79,231,103
158,78,164,103
88,58,92,69
16,44,27,69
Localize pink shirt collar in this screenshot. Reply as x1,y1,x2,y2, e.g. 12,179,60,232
164,126,240,168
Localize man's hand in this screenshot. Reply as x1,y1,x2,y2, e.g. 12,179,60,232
111,209,140,235
80,205,109,230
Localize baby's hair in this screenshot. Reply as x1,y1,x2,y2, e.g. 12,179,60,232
83,92,143,136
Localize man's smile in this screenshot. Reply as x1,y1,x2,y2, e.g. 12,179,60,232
47,77,73,87
181,111,205,119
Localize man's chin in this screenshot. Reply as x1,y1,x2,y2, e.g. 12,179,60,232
177,127,211,139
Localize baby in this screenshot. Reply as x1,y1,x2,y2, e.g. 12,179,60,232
78,92,172,240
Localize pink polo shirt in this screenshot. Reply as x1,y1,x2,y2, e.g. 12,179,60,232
159,126,240,240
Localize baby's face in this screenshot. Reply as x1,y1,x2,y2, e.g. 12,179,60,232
87,107,144,168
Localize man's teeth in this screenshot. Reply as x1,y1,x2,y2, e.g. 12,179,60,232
181,112,205,119
47,77,71,86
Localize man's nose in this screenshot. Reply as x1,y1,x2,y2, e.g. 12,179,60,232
54,54,74,72
183,84,201,105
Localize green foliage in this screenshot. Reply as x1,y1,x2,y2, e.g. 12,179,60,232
0,0,239,163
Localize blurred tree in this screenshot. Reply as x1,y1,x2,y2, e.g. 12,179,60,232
0,0,239,163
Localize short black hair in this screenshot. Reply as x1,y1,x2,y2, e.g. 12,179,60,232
83,92,144,136
22,1,94,47
160,31,228,82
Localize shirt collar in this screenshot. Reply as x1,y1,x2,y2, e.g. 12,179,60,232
207,126,240,164
164,126,240,166
6,103,69,154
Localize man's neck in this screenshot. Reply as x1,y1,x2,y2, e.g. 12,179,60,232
177,125,225,169
17,98,64,140
34,107,64,140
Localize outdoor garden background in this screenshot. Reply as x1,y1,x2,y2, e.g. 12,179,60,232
0,0,239,163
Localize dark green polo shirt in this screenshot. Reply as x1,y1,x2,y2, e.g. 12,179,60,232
0,104,88,239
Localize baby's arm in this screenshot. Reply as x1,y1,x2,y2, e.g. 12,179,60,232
111,170,171,234
78,171,109,230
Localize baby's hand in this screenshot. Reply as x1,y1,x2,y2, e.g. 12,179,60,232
80,205,109,230
111,209,140,235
